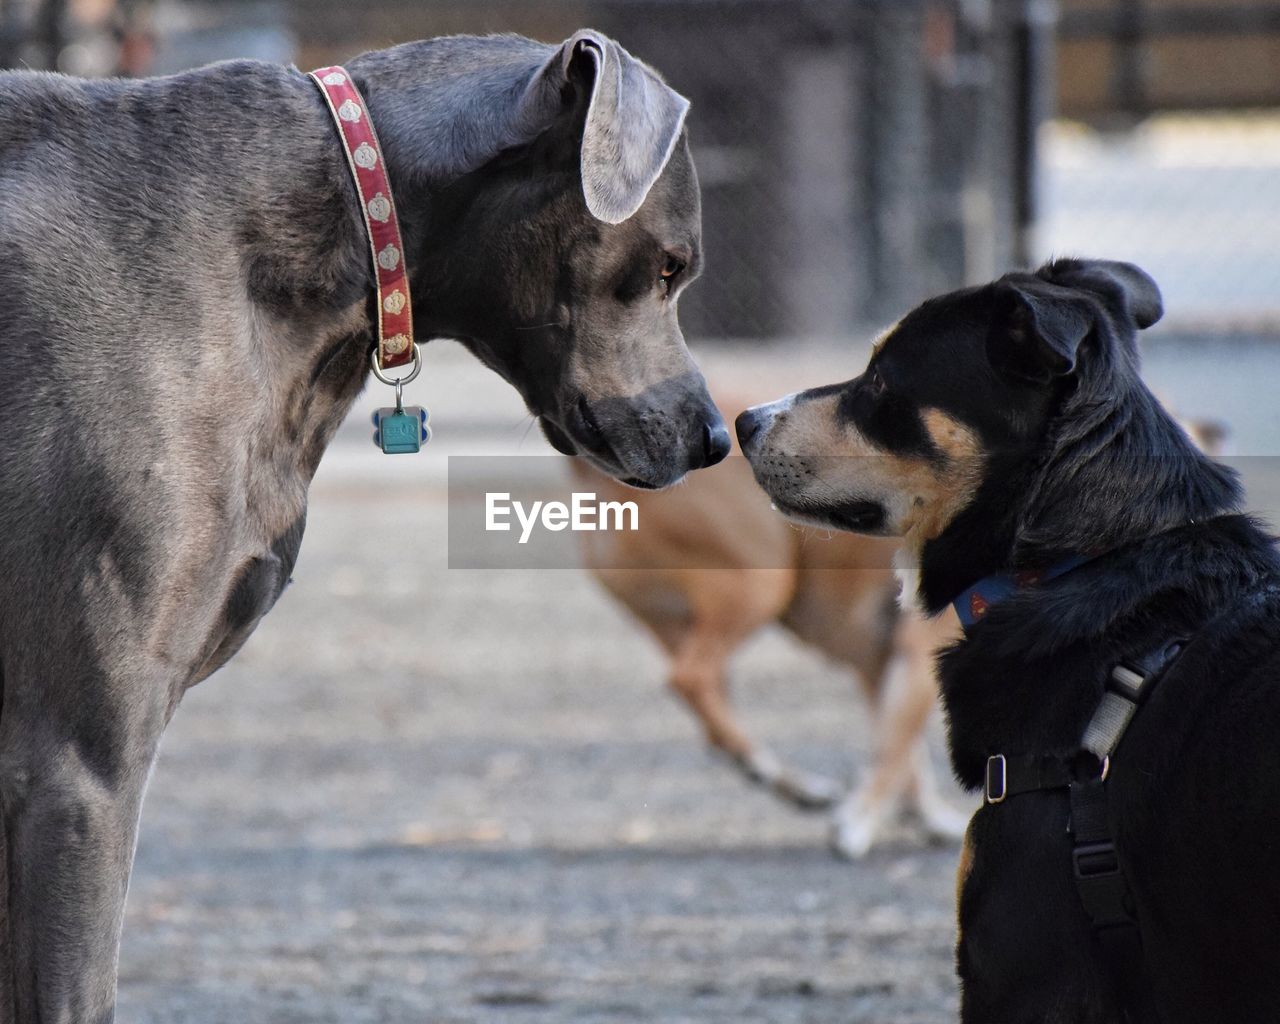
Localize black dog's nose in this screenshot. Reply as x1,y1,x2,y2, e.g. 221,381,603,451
735,407,767,452
701,420,732,467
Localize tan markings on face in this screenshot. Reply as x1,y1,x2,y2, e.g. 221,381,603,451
895,408,984,552
757,394,983,547
764,390,872,456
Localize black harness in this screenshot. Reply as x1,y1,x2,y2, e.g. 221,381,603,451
983,639,1185,1023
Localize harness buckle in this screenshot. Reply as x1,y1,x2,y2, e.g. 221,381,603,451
1073,840,1120,879
1109,663,1147,700
984,754,1007,804
1072,838,1136,928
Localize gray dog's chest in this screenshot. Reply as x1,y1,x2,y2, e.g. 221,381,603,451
0,64,374,691
190,509,307,685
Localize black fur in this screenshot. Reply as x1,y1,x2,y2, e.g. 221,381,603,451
950,518,1280,1022
899,259,1240,610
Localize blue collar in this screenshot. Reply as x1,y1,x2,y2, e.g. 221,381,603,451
952,553,1093,628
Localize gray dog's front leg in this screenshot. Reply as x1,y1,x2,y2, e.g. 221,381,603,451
0,695,164,1024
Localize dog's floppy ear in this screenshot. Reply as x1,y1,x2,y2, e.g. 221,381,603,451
524,30,689,224
569,32,690,223
986,280,1095,384
1048,259,1163,330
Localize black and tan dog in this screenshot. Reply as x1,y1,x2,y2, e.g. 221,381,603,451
737,258,1280,1022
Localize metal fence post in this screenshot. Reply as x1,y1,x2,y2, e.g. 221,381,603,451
1013,0,1057,267
866,0,930,322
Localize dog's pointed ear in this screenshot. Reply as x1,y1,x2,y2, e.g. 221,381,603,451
1048,259,1163,330
986,280,1094,384
523,30,689,224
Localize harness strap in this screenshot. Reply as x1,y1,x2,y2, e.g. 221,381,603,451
1082,643,1183,759
1082,674,1143,759
984,639,1185,1023
984,753,1074,804
1069,779,1133,928
1070,778,1160,1022
1069,641,1182,1024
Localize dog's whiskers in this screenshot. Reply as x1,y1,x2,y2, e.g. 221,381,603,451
516,414,538,447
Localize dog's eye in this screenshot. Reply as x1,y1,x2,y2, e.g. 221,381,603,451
659,255,685,290
866,367,886,396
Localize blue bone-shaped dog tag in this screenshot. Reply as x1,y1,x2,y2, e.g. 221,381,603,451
372,406,430,454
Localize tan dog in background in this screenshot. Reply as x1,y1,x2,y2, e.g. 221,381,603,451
570,390,1227,859
569,433,969,858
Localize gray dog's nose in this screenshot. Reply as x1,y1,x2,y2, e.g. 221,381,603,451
701,420,732,467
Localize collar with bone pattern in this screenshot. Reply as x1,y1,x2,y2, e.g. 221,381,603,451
308,65,414,370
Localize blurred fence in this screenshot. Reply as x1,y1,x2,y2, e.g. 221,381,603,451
1044,0,1280,327
1058,0,1280,120
562,0,1046,340
5,0,1280,333
1038,114,1280,326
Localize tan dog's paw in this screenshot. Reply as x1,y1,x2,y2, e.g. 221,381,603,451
828,791,894,860
739,748,842,810
913,795,972,843
771,768,843,810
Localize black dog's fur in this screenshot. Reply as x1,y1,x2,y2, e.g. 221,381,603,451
947,516,1280,1022
938,265,1280,1023
739,259,1280,1021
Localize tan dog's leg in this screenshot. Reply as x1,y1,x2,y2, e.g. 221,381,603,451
664,587,842,809
666,626,753,760
905,737,971,841
829,646,930,858
830,608,967,858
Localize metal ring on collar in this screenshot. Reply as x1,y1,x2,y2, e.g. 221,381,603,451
369,343,422,386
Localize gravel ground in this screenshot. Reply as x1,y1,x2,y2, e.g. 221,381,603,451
116,470,971,1024
114,338,1280,1022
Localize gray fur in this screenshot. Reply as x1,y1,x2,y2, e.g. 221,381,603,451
0,31,722,1022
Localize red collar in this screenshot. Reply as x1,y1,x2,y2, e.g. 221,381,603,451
308,66,414,370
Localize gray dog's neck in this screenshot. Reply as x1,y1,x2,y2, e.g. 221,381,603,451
263,34,566,398
253,37,563,345
156,40,562,474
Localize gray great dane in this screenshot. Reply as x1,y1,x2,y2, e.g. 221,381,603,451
0,29,727,1022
